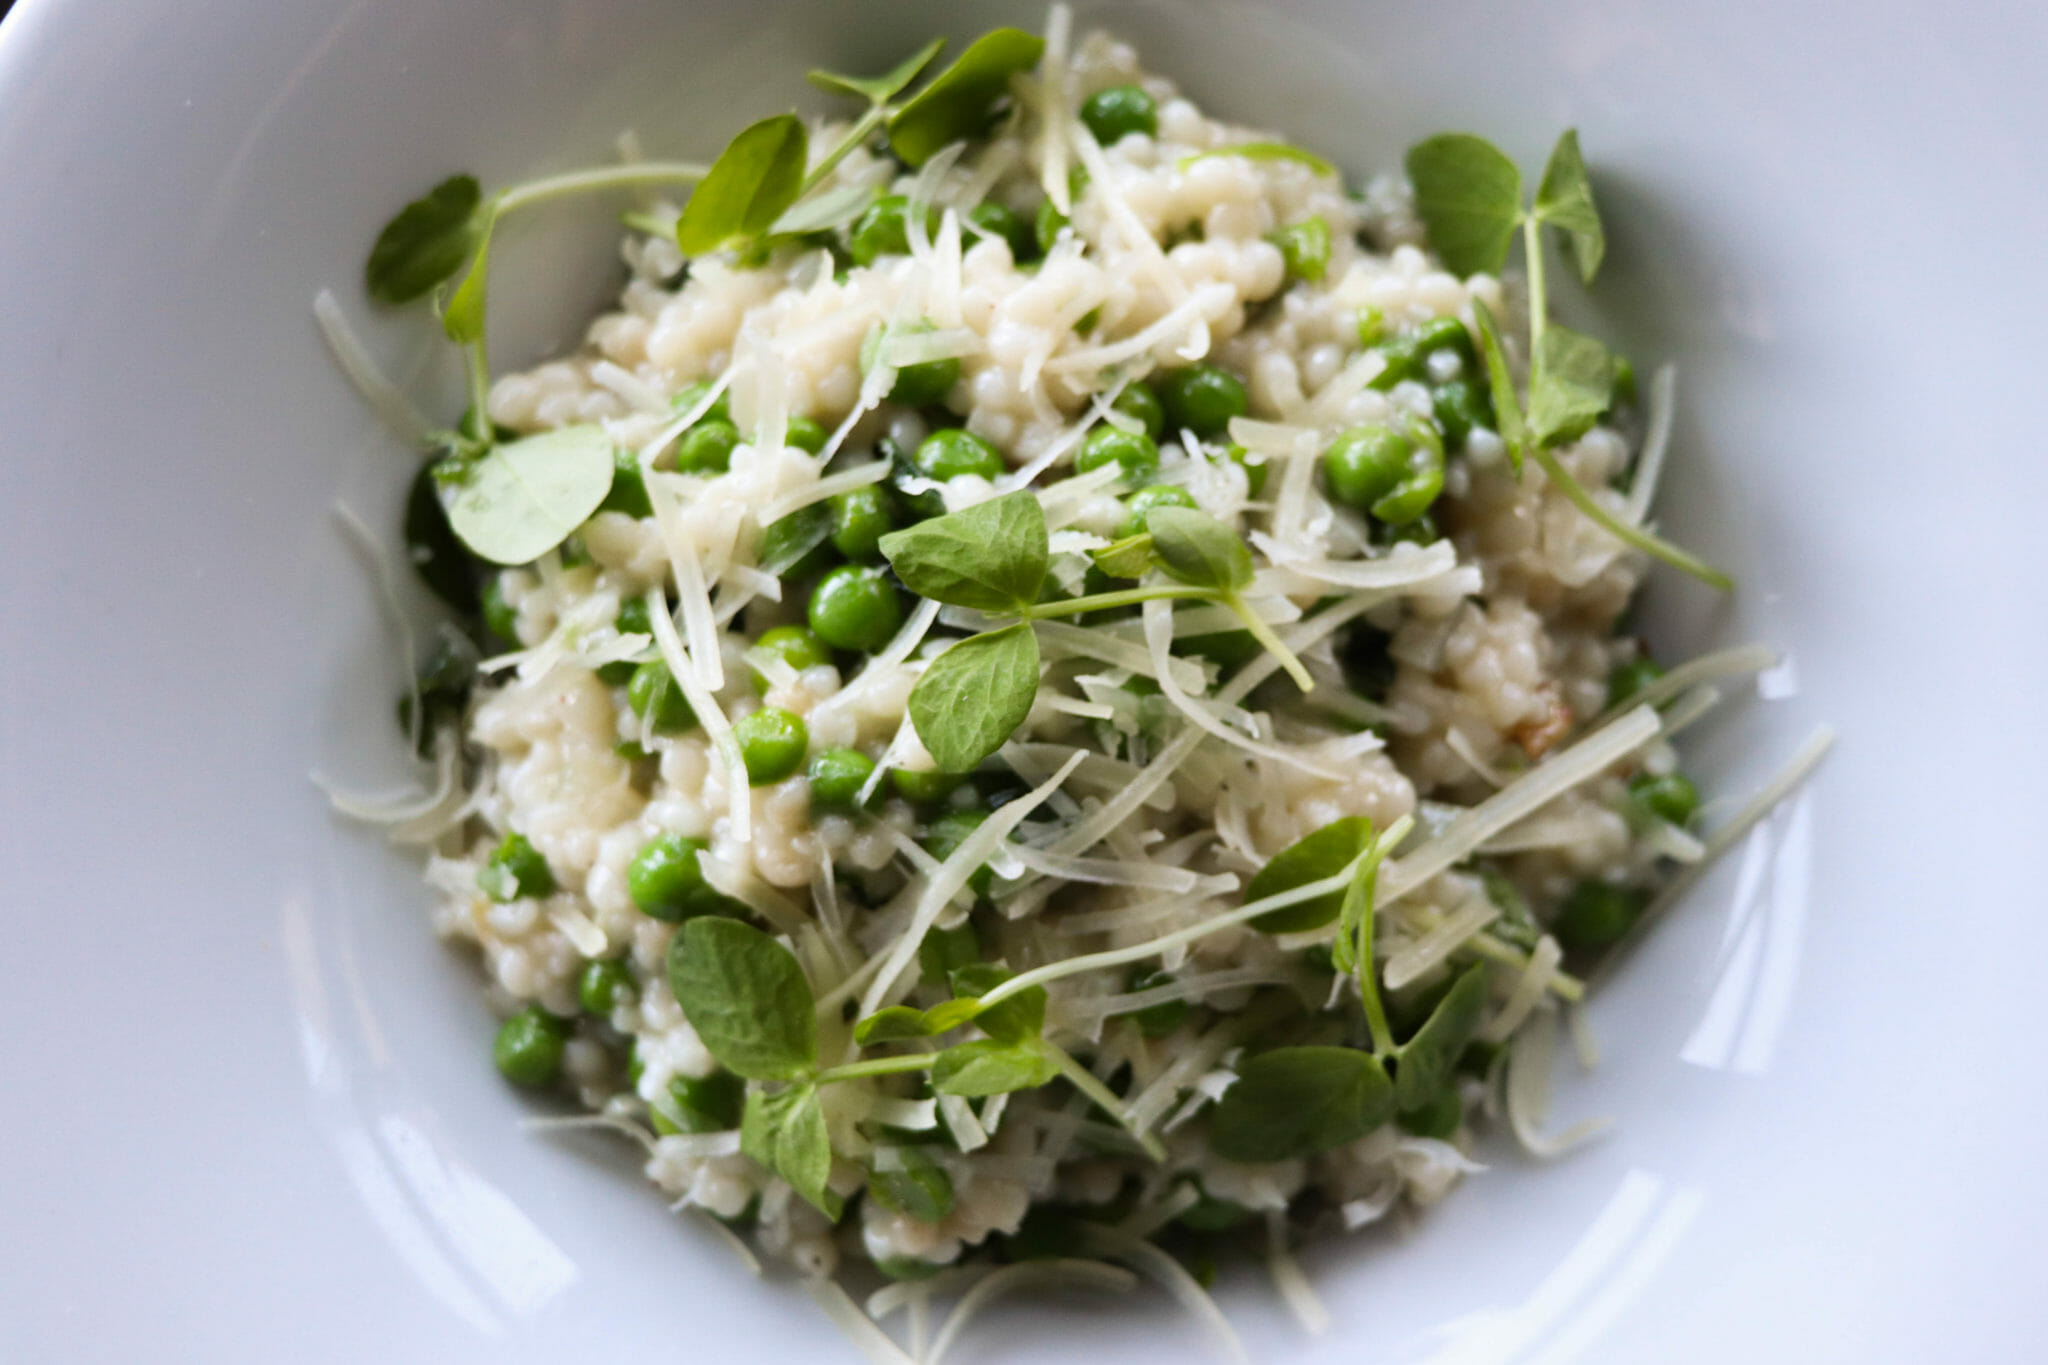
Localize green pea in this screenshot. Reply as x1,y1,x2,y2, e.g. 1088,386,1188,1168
1607,655,1663,709
672,380,731,424
595,600,652,685
1322,424,1411,510
600,446,653,517
1397,1088,1464,1139
923,808,995,897
478,831,554,903
750,625,833,692
1355,305,1388,349
673,418,741,474
1266,215,1331,284
577,959,637,1015
808,564,905,653
481,575,519,646
1110,381,1165,439
913,427,1004,484
1121,967,1191,1039
828,484,899,561
1370,457,1445,527
967,201,1036,262
1118,483,1196,538
808,747,877,811
627,833,737,922
627,659,697,733
1225,442,1269,497
735,706,809,785
1552,880,1647,952
889,354,961,409
1629,771,1701,827
1155,364,1248,438
1369,316,1476,391
1432,378,1493,451
493,1006,570,1088
1034,197,1069,254
1079,84,1158,144
652,1071,744,1135
890,768,963,807
847,194,938,266
1075,425,1160,486
785,415,828,454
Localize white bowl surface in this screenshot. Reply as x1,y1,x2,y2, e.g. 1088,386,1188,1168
3,1,2045,1361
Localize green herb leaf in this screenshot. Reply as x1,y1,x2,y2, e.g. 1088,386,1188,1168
1244,816,1373,933
949,964,1045,1044
676,113,809,256
879,489,1049,613
1532,129,1605,285
1207,1046,1396,1162
808,36,946,106
919,921,982,988
758,502,833,577
741,1083,839,1215
404,460,482,612
770,179,877,237
908,623,1040,773
1178,141,1337,178
1527,324,1617,449
931,1038,1058,1097
853,1007,937,1045
441,425,615,566
1089,532,1157,581
867,1147,955,1223
1404,133,1524,278
1470,298,1526,473
1328,820,1396,1054
440,211,496,344
1143,506,1252,592
667,917,817,1081
365,174,485,305
1392,964,1488,1111
1266,215,1331,284
887,28,1046,168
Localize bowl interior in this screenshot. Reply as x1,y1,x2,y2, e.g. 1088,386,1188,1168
4,0,2044,1361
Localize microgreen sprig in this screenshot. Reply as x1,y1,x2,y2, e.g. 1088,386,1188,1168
1404,130,1731,589
878,492,1308,773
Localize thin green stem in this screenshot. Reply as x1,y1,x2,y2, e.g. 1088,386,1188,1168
1522,213,1548,351
1467,931,1585,1003
496,161,710,215
1527,445,1733,590
1355,874,1397,1057
814,1052,938,1086
462,341,491,437
1021,583,1213,620
1222,592,1313,692
802,105,889,194
1050,1046,1166,1162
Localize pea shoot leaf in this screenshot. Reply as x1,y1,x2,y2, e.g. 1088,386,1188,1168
741,1083,839,1216
758,502,833,577
1532,128,1605,285
887,28,1045,168
1090,532,1156,580
1469,298,1526,473
949,964,1045,1044
365,174,485,305
677,113,809,256
852,1007,935,1045
442,425,615,566
1527,324,1617,449
919,921,981,988
440,211,496,344
879,490,1048,613
908,623,1039,774
931,1038,1058,1097
1178,141,1337,178
1207,1046,1396,1162
1245,816,1373,933
866,1147,955,1222
1404,133,1524,278
1143,507,1252,592
667,917,818,1081
404,461,482,612
1391,964,1488,1111
808,36,946,106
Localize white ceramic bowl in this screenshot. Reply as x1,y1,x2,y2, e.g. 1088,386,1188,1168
4,1,2044,1360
